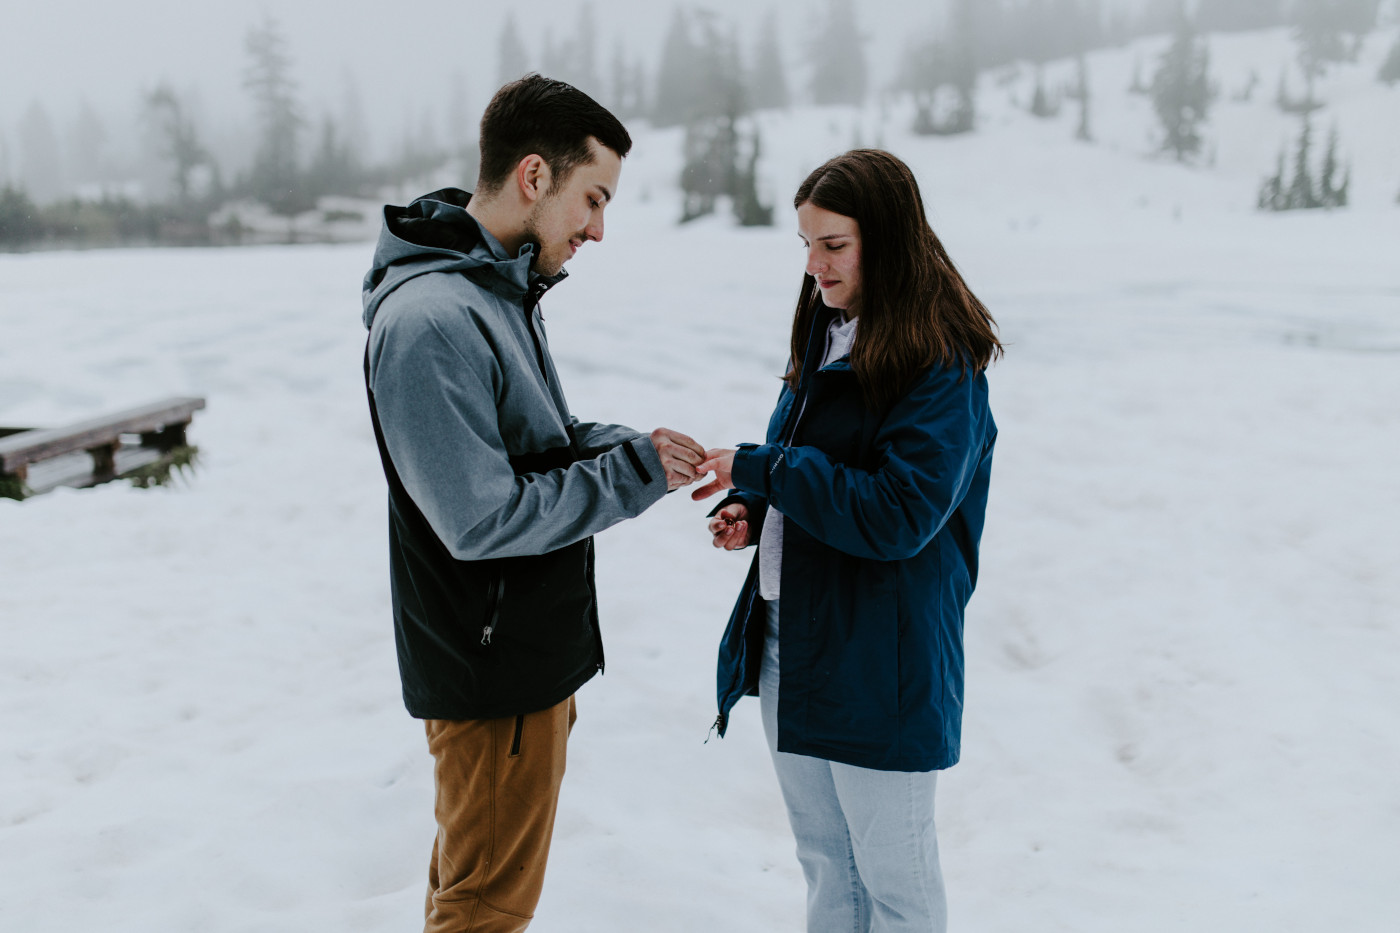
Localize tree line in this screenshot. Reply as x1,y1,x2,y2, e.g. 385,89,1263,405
3,0,1398,248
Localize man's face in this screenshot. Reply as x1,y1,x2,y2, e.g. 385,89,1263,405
523,137,622,277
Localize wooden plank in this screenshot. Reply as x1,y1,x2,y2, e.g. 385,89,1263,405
0,397,205,473
21,444,169,497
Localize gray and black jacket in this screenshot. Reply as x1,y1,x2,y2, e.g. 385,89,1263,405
362,188,667,720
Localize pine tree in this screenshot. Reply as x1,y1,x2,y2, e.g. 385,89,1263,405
751,10,790,111
307,115,358,200
1286,118,1318,209
0,184,41,246
144,83,211,206
1150,10,1212,161
1129,57,1149,95
1334,0,1381,60
1260,118,1351,211
945,0,979,133
446,73,478,184
732,125,773,227
810,0,867,106
1257,149,1286,210
1379,30,1400,85
1197,0,1287,32
243,14,307,216
1293,1,1348,85
1029,66,1059,118
574,2,600,95
1318,124,1348,208
609,39,632,117
653,7,699,127
17,101,63,204
497,14,529,86
1075,55,1093,141
67,101,108,190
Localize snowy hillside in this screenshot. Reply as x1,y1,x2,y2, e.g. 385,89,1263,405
2,28,1398,933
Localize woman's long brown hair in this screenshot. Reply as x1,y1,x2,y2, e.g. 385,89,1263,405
785,149,1003,411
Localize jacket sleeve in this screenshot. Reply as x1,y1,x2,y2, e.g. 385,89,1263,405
705,490,768,545
368,296,668,560
570,418,648,458
728,367,991,562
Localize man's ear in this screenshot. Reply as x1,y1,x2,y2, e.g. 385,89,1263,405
516,154,551,204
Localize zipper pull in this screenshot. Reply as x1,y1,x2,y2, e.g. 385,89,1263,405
481,625,493,646
705,713,725,744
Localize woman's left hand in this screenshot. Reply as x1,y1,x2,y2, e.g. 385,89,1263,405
691,449,736,501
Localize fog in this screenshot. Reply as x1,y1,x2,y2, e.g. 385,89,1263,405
1,0,950,171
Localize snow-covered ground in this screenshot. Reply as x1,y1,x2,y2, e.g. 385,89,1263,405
3,30,1399,933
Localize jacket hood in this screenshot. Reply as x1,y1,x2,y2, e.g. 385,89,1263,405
361,187,563,329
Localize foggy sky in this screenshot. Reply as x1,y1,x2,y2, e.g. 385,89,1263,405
3,0,961,166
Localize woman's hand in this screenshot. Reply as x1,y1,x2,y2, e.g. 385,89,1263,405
707,503,750,550
690,448,736,501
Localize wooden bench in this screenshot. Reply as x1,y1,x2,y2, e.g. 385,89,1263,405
0,396,206,499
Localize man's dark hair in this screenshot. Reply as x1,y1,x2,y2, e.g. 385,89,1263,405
476,74,632,197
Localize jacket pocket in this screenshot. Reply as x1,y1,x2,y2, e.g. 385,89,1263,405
479,572,506,646
508,714,525,757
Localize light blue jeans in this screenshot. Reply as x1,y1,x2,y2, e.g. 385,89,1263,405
760,600,947,933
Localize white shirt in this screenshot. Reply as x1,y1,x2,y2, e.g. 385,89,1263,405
758,315,858,601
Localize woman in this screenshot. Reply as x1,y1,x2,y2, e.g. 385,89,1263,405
692,149,1001,933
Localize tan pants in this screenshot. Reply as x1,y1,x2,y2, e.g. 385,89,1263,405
423,695,578,933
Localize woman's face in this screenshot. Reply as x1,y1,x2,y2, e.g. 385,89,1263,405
797,202,862,315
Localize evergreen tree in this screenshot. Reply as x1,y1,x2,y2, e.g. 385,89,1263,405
1075,55,1093,141
1197,0,1287,32
1260,117,1350,211
67,101,108,190
1286,118,1319,209
945,0,979,132
732,125,773,227
144,83,212,206
243,14,308,216
653,7,700,126
339,70,371,169
1129,57,1150,95
1293,1,1348,85
1030,69,1059,118
810,0,867,106
1334,0,1381,59
609,39,633,117
1257,149,1286,210
0,184,41,246
573,2,600,95
654,9,748,128
1318,123,1348,207
1150,10,1212,161
17,101,63,203
307,115,358,199
751,10,791,111
903,0,977,136
1379,30,1400,85
497,14,529,86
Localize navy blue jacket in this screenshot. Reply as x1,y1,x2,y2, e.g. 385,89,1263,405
714,307,996,772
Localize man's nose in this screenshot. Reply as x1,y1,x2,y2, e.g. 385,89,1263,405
585,215,604,243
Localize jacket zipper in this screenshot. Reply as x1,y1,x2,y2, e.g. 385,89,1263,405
713,577,762,740
480,574,506,645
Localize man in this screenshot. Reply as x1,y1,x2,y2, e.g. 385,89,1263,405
361,75,705,932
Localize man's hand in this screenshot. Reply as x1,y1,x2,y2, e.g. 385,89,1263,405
707,503,750,550
690,448,736,501
650,428,707,491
